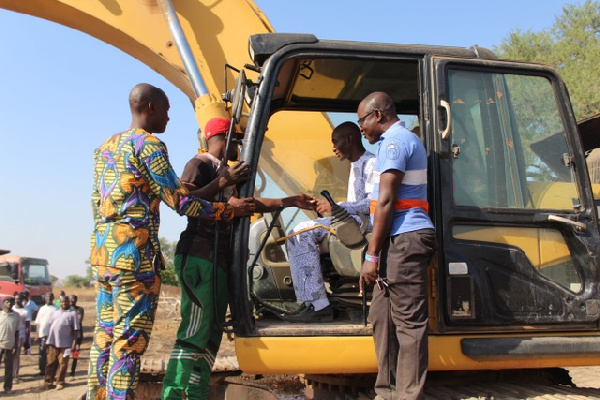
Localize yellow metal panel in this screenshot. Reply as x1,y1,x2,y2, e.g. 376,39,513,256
235,333,600,374
235,336,378,374
259,111,346,200
429,333,600,371
592,183,600,199
452,225,571,269
538,228,572,268
528,181,580,209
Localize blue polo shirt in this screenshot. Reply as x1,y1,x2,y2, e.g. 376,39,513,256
371,121,434,236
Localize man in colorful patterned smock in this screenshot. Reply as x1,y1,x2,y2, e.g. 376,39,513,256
88,84,246,400
161,117,315,400
283,122,375,323
358,92,436,400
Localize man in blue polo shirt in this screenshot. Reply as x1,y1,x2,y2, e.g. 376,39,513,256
357,91,436,400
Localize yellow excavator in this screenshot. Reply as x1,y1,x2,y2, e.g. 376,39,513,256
2,1,600,398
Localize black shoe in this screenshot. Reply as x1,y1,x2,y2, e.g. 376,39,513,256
282,304,334,323
288,302,309,315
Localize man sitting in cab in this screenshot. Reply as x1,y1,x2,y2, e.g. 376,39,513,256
284,121,375,323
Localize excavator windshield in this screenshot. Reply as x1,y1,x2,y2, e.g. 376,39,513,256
271,58,419,113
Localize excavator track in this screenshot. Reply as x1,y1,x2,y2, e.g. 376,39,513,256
140,350,600,400
302,370,600,400
423,382,600,399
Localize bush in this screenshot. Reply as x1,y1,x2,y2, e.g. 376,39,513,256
64,274,91,288
161,264,179,286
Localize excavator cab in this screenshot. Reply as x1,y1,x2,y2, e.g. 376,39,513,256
227,33,600,375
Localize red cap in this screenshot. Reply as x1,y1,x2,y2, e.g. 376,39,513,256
204,117,232,141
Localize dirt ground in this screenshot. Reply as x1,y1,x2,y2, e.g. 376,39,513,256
1,287,95,400
3,286,598,400
0,286,289,400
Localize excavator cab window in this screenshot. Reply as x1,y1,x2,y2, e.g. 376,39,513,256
269,57,420,114
449,69,580,210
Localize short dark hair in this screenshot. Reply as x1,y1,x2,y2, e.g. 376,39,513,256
129,83,167,113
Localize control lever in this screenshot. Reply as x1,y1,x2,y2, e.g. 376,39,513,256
320,190,365,247
321,191,355,224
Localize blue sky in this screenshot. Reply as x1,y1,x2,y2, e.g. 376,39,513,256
0,1,577,279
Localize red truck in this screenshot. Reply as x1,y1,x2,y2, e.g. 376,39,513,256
0,251,52,306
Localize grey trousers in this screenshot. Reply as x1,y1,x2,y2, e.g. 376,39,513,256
369,228,436,400
287,217,331,303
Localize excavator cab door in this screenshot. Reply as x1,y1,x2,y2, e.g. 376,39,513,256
431,56,600,331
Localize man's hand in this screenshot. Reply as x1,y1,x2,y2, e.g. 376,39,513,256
359,260,378,295
315,198,332,216
219,161,252,186
283,194,317,210
229,196,255,217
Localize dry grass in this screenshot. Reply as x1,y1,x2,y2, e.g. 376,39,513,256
54,284,181,303
54,285,96,302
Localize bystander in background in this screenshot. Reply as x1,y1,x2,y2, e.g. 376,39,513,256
34,292,57,375
22,290,38,355
0,297,19,394
69,295,84,377
44,295,80,391
12,293,29,383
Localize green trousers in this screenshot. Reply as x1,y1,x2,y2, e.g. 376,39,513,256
161,254,228,400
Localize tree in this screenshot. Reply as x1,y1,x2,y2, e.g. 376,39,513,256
495,0,600,119
64,274,91,288
159,237,179,286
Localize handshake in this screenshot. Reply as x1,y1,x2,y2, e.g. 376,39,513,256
222,161,318,218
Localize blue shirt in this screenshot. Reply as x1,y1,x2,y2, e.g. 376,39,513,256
371,121,434,236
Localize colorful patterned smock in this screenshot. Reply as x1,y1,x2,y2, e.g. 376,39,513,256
90,128,233,274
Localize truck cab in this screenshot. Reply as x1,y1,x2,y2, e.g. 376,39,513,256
0,255,52,306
